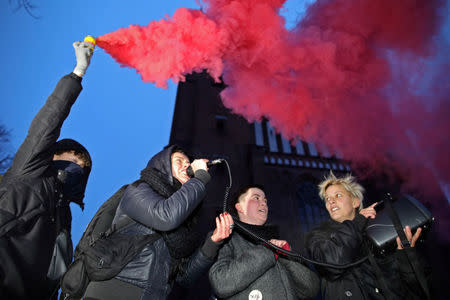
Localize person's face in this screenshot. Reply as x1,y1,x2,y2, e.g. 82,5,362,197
171,152,191,184
53,151,85,168
324,184,360,223
235,187,268,225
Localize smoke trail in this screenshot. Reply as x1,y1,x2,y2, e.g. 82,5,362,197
97,7,229,88
97,0,450,233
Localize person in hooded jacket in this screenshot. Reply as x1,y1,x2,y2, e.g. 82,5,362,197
209,184,320,300
83,145,233,300
303,172,429,300
0,40,94,299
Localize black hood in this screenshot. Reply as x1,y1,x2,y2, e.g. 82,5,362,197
141,145,188,185
53,138,92,177
53,138,92,209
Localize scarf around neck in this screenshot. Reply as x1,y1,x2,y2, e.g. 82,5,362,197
234,219,280,244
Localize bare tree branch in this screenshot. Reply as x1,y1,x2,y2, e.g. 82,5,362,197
0,124,13,173
8,0,39,19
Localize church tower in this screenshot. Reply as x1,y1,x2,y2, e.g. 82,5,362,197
168,72,350,299
169,71,350,244
168,71,447,300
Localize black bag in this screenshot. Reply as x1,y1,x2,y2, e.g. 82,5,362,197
366,193,432,300
366,194,433,254
47,230,73,281
47,229,73,299
60,184,161,300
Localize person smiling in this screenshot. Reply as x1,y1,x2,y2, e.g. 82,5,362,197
304,172,428,300
83,145,232,300
209,184,319,300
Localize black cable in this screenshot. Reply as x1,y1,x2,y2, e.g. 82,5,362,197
222,159,232,213
232,215,368,268
219,159,368,269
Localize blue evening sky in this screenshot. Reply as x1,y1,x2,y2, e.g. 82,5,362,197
0,0,306,244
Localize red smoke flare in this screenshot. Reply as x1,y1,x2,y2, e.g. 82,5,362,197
97,0,450,237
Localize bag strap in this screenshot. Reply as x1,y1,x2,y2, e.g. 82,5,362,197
383,193,431,300
101,180,142,235
103,216,135,238
366,246,395,300
383,194,409,247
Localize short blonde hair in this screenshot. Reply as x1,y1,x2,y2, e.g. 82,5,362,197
318,171,364,211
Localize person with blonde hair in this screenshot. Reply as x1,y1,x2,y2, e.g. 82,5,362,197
303,171,428,299
318,172,365,213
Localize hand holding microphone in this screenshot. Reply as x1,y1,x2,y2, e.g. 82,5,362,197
187,158,225,177
190,158,224,171
190,159,209,173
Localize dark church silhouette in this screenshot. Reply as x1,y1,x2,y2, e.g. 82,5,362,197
168,72,448,300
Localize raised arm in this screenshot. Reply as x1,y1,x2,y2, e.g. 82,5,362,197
3,41,93,180
119,174,209,231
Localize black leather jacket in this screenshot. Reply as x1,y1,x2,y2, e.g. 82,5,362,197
0,74,82,299
304,214,428,299
111,146,219,299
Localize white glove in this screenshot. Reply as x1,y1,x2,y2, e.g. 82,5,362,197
73,41,94,77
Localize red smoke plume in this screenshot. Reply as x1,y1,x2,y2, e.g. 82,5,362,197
97,0,449,234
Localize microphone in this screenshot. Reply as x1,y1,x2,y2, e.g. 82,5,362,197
207,159,224,167
186,159,225,177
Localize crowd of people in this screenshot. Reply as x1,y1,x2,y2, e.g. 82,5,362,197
0,40,430,300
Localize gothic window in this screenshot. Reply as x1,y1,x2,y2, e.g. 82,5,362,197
281,136,292,154
254,122,264,146
296,180,328,232
296,140,306,155
307,142,319,157
265,121,279,152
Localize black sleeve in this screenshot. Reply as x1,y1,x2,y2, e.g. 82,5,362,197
175,232,219,287
119,179,207,231
2,74,82,181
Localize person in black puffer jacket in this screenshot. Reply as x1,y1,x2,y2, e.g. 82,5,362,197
0,40,94,300
303,172,429,300
83,145,233,300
